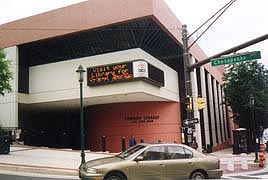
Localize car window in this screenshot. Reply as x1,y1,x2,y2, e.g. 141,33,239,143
141,146,165,161
119,144,146,159
184,148,193,158
166,146,193,159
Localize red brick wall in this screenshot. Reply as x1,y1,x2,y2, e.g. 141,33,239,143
85,102,181,152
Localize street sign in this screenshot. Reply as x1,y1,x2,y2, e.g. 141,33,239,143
183,118,199,126
197,97,206,110
211,51,261,67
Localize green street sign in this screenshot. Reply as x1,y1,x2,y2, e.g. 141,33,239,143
211,51,261,67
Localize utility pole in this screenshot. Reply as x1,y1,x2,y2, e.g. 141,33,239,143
180,0,237,150
182,25,197,148
182,25,192,103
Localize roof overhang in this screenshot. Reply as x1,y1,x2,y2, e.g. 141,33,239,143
0,0,205,60
0,0,224,81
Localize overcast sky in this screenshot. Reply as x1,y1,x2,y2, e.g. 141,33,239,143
0,0,267,67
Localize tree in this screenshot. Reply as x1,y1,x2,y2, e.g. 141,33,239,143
0,48,13,96
223,61,268,147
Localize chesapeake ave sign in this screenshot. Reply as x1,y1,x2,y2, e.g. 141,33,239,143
211,51,261,67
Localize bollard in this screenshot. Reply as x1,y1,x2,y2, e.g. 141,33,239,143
240,153,248,170
260,144,265,153
264,149,268,167
122,137,126,152
259,152,264,167
260,143,266,167
101,135,106,152
140,138,144,143
227,154,234,171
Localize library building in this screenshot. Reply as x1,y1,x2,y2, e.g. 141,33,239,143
0,0,231,152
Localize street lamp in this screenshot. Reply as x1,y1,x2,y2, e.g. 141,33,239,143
250,95,258,163
76,65,86,167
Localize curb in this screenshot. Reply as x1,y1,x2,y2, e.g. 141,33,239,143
222,166,268,178
0,163,78,177
10,144,116,156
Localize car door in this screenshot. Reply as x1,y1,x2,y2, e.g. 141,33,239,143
165,145,194,179
134,146,165,180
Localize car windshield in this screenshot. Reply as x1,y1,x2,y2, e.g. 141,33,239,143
117,144,146,159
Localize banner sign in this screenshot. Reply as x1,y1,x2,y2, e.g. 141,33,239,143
87,62,133,86
87,60,164,87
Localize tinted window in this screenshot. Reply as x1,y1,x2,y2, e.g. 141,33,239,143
167,146,193,159
141,146,165,161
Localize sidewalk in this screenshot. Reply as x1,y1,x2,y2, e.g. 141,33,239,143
0,145,112,177
0,145,267,178
211,148,268,175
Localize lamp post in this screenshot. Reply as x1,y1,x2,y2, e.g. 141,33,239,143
250,95,258,162
76,65,86,167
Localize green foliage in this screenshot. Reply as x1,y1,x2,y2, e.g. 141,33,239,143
223,61,268,129
0,48,13,96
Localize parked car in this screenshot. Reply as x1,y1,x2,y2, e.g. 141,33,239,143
79,143,222,180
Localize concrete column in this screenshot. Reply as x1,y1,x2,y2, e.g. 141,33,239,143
200,67,210,146
218,83,225,142
222,89,229,140
207,74,217,146
213,79,222,144
0,46,19,128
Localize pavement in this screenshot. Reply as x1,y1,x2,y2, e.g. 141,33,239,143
0,143,267,179
211,148,268,179
0,144,112,179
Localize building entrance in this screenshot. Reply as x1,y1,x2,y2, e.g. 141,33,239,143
19,104,81,149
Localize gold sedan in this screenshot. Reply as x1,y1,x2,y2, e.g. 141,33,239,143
79,143,222,180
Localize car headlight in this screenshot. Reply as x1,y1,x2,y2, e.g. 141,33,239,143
86,167,98,174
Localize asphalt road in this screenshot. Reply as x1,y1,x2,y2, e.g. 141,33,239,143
0,174,79,180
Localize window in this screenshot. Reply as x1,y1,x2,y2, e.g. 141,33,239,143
184,148,193,158
167,146,193,159
119,144,146,159
141,146,165,161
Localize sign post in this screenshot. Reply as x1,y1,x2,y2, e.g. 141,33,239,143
211,51,261,67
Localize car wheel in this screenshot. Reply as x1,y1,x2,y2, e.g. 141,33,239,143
190,170,207,180
104,172,126,180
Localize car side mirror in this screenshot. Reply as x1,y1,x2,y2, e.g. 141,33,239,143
135,156,144,162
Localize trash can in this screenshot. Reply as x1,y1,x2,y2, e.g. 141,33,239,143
233,128,248,154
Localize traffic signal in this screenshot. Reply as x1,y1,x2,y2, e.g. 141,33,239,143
197,97,206,110
185,96,193,111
